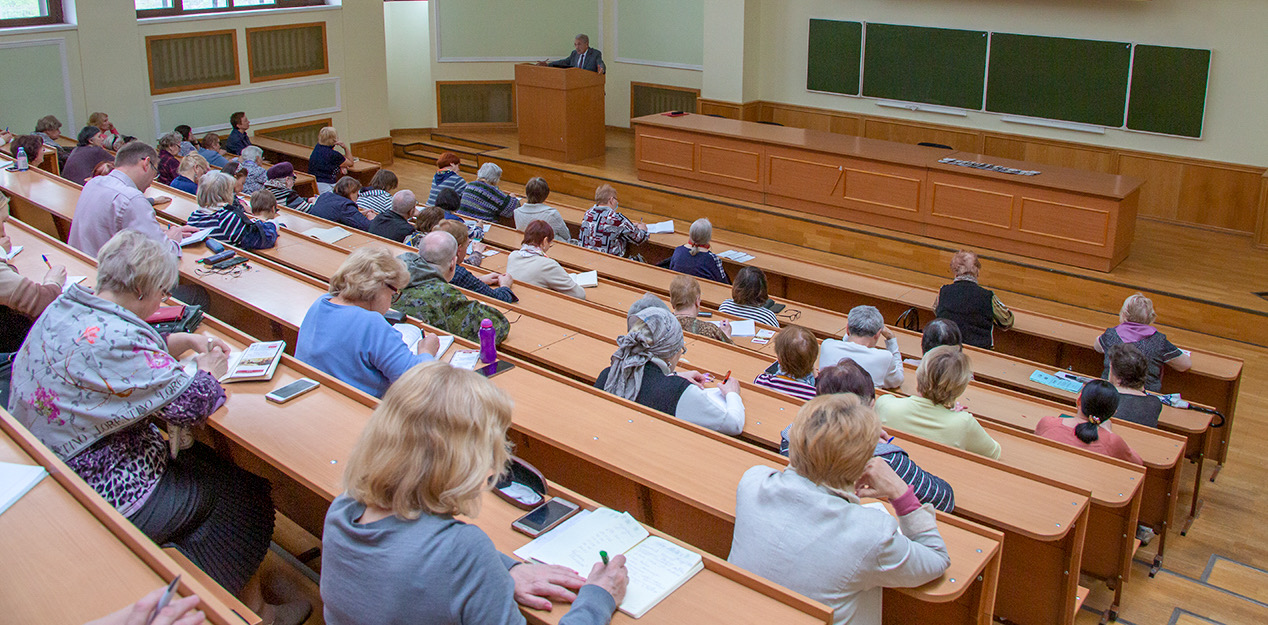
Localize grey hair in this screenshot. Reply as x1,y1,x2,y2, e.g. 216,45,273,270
420,231,458,267
476,162,502,184
392,189,416,217
688,218,712,255
157,131,182,150
35,115,61,132
575,34,590,44
846,305,885,338
626,293,670,330
240,145,264,163
95,230,179,297
196,171,236,208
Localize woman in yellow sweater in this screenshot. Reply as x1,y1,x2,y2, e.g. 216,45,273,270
873,345,1001,460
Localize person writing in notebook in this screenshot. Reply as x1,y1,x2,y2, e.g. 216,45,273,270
321,362,627,625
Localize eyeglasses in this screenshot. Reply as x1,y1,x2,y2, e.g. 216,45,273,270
385,283,402,303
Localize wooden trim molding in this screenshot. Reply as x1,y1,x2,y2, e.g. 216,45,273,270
246,21,330,84
1255,171,1268,248
145,29,240,96
351,137,395,166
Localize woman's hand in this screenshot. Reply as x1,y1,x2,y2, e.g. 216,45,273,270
84,587,203,625
854,457,909,501
193,347,228,379
419,333,441,356
717,376,741,396
585,555,629,607
675,370,708,388
43,264,67,287
510,562,586,611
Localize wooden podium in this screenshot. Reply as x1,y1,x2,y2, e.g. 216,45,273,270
515,64,605,162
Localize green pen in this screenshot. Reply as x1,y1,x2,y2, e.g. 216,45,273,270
599,550,609,566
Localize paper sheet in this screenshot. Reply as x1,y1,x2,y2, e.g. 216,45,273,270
0,462,47,517
449,350,482,370
728,319,756,337
179,228,213,247
645,220,674,234
62,275,86,293
306,226,352,244
0,245,22,261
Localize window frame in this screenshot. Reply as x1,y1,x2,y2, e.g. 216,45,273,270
0,0,65,29
136,0,325,20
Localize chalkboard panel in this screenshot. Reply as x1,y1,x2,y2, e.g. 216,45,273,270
1127,45,1210,138
986,33,1132,127
862,23,988,110
807,19,862,95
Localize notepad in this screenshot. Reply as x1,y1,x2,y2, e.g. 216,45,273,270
62,275,86,293
716,250,755,263
569,270,599,288
449,349,481,370
179,228,213,247
755,329,776,339
514,508,704,618
394,324,455,359
1029,370,1083,394
0,462,47,517
221,341,285,382
0,245,22,261
727,319,756,337
305,226,352,244
645,220,674,234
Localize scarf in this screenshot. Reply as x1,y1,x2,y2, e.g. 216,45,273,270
602,307,684,401
1114,321,1157,343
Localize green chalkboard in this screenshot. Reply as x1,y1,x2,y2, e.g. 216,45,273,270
986,33,1132,127
807,19,862,95
1127,45,1210,138
862,23,988,110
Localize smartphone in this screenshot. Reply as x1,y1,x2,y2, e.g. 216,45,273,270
266,378,319,404
512,498,581,537
212,256,248,270
696,311,713,318
476,360,515,378
145,575,182,625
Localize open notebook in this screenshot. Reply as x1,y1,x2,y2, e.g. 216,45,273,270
514,508,703,618
1,245,22,262
305,226,353,244
393,324,455,360
0,462,47,517
569,270,599,288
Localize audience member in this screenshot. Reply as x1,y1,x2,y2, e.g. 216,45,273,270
368,189,417,242
578,184,648,259
921,318,963,355
169,153,209,195
669,274,732,344
392,231,510,344
11,134,46,172
596,306,745,435
668,218,729,284
62,126,114,185
187,172,277,250
8,231,307,624
753,325,819,400
155,132,182,185
68,141,199,258
1107,343,1163,428
296,247,438,397
33,114,69,166
729,393,950,625
88,111,127,150
357,170,398,216
514,176,572,242
819,305,902,388
91,161,114,179
1095,293,1189,391
433,219,517,304
719,266,779,327
426,152,467,206
263,162,312,212
224,111,251,155
248,188,281,223
625,292,671,326
321,362,626,625
459,162,520,221
309,126,350,193
221,161,248,195
174,124,197,155
404,204,446,249
237,145,268,194
933,250,1013,349
433,186,465,222
1037,380,1143,465
197,132,229,168
874,346,1000,459
310,176,372,231
0,194,65,352
507,219,586,299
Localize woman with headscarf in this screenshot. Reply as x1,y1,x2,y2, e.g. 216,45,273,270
594,307,745,435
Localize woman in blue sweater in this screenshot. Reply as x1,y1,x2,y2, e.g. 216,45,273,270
667,218,729,284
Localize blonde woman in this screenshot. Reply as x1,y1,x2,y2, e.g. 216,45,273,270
667,218,729,284
1094,293,1190,391
730,393,950,625
320,363,628,624
309,126,351,193
169,153,209,195
186,172,277,250
873,345,1001,459
296,246,438,397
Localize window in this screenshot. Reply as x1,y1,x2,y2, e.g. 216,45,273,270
0,0,64,28
136,0,324,18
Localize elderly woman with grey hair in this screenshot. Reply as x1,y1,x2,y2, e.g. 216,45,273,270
817,305,904,389
6,230,308,623
186,171,278,250
933,249,1013,349
595,306,746,435
459,162,522,222
237,145,269,195
156,131,183,186
667,218,730,284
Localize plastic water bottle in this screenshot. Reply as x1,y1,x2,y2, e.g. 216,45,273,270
478,318,497,364
15,147,28,171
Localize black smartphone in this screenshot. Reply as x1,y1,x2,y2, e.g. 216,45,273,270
476,360,515,378
212,256,248,270
511,498,581,537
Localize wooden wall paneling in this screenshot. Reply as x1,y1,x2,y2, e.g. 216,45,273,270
1176,162,1262,232
982,135,1029,162
1119,154,1184,221
1014,139,1118,175
862,118,983,152
769,106,834,132
696,99,743,119
828,115,862,136
350,137,394,165
1256,171,1268,248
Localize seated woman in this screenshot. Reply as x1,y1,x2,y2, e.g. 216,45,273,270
921,318,962,355
8,231,307,624
155,132,182,185
507,220,587,300
778,360,956,512
932,250,1014,349
1037,380,1143,465
197,132,230,168
514,177,572,243
0,194,65,354
263,162,312,213
719,266,779,327
220,162,249,196
404,204,446,249
62,125,114,185
321,362,627,625
426,152,467,206
186,172,278,250
309,126,351,194
669,274,732,344
89,111,128,150
874,346,1001,459
296,246,438,398
310,176,372,231
356,169,398,217
1107,343,1163,428
459,162,521,222
596,307,745,435
729,393,950,625
170,153,209,195
1095,293,1190,392
667,218,729,284
753,325,818,400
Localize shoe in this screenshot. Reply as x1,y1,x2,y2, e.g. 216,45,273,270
265,599,312,625
1136,525,1156,546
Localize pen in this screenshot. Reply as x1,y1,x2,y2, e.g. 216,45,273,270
146,575,182,625
41,254,51,268
722,370,731,384
599,550,609,566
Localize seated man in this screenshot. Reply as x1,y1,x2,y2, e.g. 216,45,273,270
818,305,903,389
921,318,962,355
432,219,517,304
369,189,417,243
225,111,252,155
263,162,313,212
578,184,648,259
310,176,372,231
392,231,510,344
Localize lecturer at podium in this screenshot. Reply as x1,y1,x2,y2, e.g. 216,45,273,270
539,33,606,74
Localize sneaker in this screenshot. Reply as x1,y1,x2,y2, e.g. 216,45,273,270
1136,525,1156,546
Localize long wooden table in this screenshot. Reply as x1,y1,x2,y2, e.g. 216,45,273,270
251,135,381,187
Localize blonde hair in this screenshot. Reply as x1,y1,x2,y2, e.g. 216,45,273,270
88,112,109,128
688,218,712,255
343,362,514,519
328,246,408,303
196,171,236,208
916,345,972,408
1120,293,1156,325
788,394,880,491
950,250,981,278
594,184,617,205
317,126,339,146
178,153,209,179
669,274,701,310
96,230,179,297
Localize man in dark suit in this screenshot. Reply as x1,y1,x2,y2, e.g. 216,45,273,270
542,34,606,74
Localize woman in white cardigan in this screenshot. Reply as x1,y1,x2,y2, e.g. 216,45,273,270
506,219,586,299
729,393,949,625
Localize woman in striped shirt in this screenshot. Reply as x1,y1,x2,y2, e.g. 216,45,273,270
186,172,278,251
719,266,779,327
754,325,818,400
356,169,398,217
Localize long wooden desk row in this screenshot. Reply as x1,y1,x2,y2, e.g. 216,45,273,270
6,221,1002,625
251,135,381,187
